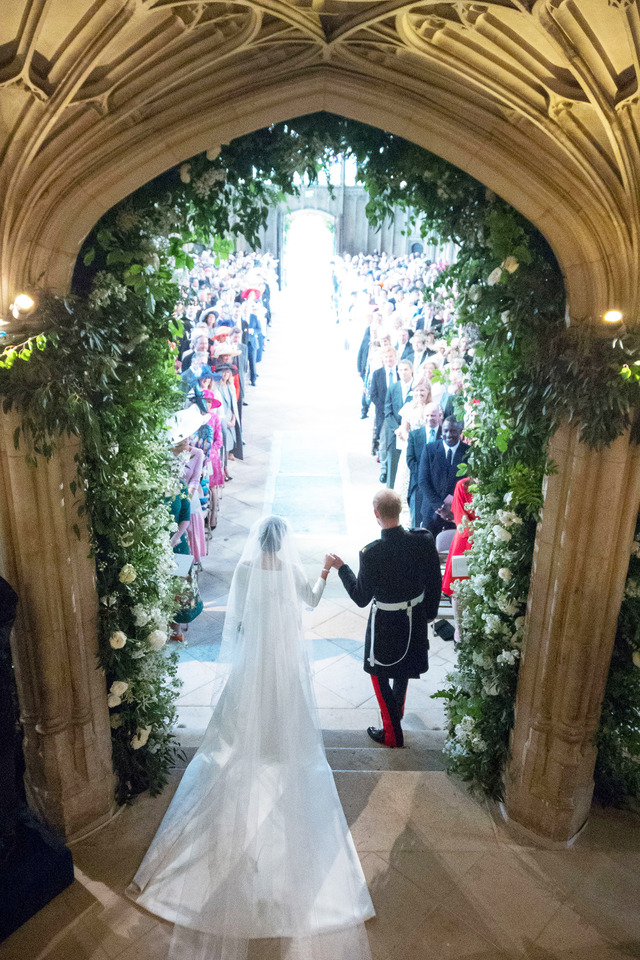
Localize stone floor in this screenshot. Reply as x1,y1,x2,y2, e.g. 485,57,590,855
5,289,640,959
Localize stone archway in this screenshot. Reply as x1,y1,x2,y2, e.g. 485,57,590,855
2,2,640,842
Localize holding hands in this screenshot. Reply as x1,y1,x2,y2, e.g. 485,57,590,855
320,553,345,581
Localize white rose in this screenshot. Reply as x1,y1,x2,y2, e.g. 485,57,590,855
487,267,503,286
498,567,512,582
493,525,512,543
148,629,167,651
109,630,127,649
118,563,137,584
632,651,640,669
502,256,519,273
107,693,122,708
503,492,513,504
110,680,129,697
131,726,152,750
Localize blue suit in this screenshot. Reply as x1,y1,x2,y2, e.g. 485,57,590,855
418,439,470,534
406,424,440,527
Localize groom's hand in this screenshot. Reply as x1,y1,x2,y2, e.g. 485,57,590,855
329,553,345,570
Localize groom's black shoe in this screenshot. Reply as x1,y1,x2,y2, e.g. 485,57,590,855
367,726,387,745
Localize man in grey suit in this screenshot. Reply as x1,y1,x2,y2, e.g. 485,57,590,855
383,359,414,488
406,402,442,528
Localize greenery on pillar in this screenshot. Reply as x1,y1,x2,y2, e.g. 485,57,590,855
1,113,639,806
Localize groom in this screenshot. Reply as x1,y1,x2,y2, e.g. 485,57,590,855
329,490,442,748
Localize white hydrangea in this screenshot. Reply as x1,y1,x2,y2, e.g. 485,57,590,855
498,567,512,582
133,604,150,626
484,613,503,635
496,509,522,528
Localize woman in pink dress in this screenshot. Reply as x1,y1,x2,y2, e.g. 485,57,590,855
183,444,207,564
195,390,224,531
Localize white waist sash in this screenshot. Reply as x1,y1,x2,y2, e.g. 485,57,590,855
369,591,425,668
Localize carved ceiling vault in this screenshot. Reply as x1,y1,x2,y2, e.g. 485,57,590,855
1,1,640,321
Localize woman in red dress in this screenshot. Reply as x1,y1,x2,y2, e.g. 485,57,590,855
442,476,474,642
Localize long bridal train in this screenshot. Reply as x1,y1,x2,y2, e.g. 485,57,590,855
127,516,374,960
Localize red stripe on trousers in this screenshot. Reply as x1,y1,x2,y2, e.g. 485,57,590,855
371,676,398,748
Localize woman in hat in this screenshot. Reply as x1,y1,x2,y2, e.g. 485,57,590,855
194,390,225,531
217,362,242,476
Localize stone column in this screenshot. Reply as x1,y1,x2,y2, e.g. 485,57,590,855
0,412,115,840
505,422,640,842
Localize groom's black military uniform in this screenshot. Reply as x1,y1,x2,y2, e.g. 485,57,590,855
338,526,441,747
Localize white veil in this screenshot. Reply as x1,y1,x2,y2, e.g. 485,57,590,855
129,516,374,960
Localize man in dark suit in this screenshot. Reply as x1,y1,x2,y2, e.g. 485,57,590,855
418,416,469,536
329,490,442,748
406,401,442,528
369,346,398,471
383,359,414,488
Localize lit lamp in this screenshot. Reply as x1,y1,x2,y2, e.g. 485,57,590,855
10,293,35,319
603,309,624,324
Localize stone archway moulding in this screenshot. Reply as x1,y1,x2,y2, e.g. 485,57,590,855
4,68,631,327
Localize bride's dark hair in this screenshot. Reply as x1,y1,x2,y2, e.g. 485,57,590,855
258,515,288,553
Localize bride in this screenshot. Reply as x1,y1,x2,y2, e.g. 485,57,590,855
127,515,375,959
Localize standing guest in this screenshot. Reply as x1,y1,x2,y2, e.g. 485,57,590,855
399,328,414,363
383,358,414,488
229,325,248,411
410,330,429,379
195,390,224,531
329,490,441,749
393,380,432,513
370,346,398,476
442,476,475,643
418,416,470,536
217,362,242,476
183,443,206,566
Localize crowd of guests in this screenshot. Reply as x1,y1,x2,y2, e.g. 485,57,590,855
166,250,277,641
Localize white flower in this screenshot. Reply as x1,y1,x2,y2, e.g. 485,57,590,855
631,542,640,558
110,680,129,698
514,616,526,635
502,256,519,273
107,693,122,708
467,284,482,303
493,525,512,543
179,163,191,184
484,614,503,634
497,648,520,667
119,563,137,584
109,630,127,649
625,579,640,599
133,604,150,626
633,651,640,669
119,534,135,547
501,310,511,324
131,726,152,750
487,267,503,286
498,567,512,582
503,492,513,504
206,146,221,161
148,629,168,651
483,682,500,696
110,714,123,729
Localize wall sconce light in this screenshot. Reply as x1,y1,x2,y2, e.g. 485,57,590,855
10,293,35,319
603,309,624,324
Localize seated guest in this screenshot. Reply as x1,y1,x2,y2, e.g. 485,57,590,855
418,416,469,536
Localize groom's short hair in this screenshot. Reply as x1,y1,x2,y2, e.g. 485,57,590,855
373,489,402,520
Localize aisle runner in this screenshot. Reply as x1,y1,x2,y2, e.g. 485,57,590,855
264,431,347,536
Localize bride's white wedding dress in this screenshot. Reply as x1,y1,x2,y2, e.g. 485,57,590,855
127,517,374,960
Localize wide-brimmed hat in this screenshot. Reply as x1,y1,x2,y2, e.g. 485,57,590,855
213,342,241,358
240,288,261,300
211,327,232,340
166,404,211,445
215,362,237,374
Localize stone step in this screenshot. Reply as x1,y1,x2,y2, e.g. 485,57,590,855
326,745,446,773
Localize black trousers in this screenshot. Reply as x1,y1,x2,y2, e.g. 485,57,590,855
371,675,409,747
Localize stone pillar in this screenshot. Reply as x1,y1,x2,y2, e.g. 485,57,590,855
0,412,115,840
505,422,640,842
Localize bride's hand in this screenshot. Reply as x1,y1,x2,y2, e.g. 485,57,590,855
323,553,334,574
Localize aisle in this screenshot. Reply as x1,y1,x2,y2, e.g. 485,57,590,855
175,289,455,748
